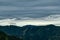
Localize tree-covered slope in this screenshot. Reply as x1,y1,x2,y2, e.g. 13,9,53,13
0,25,60,40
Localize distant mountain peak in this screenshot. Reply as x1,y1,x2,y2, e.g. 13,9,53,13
46,24,55,26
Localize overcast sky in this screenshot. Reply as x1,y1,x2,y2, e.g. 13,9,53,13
0,0,60,26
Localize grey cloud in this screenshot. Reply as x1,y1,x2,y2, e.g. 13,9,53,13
0,10,59,18
0,0,60,19
0,0,60,7
0,6,60,11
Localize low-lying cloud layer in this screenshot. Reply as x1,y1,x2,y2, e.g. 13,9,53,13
0,14,59,27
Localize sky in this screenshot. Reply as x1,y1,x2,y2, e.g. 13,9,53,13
0,0,60,26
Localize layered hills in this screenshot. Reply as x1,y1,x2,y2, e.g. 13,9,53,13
0,25,60,40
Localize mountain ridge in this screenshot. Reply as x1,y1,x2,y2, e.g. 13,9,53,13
0,24,60,40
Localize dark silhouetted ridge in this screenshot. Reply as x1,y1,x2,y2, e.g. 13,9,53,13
0,24,60,40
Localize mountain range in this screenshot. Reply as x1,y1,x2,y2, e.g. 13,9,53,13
0,24,60,40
